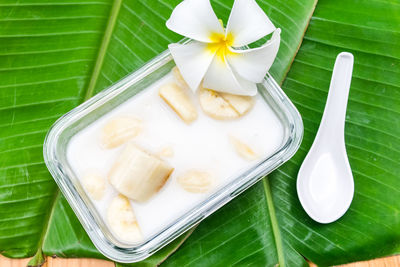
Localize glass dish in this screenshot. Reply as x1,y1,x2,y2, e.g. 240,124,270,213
43,42,303,263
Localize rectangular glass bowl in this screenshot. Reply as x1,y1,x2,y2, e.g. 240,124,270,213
43,45,303,263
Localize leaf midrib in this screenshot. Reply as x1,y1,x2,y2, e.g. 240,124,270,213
260,0,318,266
263,179,286,267
29,1,123,265
84,0,123,100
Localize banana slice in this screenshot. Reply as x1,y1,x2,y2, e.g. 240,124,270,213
198,87,238,119
82,172,106,201
171,66,189,90
199,87,254,119
177,170,213,193
229,136,258,161
157,146,174,158
219,92,254,115
107,194,142,243
108,143,174,202
159,83,198,124
100,116,142,149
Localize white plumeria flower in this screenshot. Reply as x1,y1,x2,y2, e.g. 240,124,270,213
166,0,281,96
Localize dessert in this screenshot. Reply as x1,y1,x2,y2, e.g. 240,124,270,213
67,68,284,243
100,116,142,149
108,143,173,202
159,82,198,123
107,194,142,242
198,87,254,120
82,172,106,201
177,170,213,193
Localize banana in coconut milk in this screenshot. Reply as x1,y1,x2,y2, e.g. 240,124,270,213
67,68,284,243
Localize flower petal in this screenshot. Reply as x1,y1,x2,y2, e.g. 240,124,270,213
227,29,281,83
166,0,224,43
226,0,276,46
169,41,216,92
203,55,257,96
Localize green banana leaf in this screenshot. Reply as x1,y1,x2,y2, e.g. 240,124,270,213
0,0,399,266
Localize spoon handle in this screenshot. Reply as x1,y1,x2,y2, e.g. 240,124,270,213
318,52,354,145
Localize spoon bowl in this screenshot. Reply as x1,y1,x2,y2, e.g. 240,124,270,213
297,142,354,224
297,52,354,224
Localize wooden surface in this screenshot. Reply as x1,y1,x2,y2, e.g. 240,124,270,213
1,255,399,267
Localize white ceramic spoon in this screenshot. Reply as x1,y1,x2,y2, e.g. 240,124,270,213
297,52,354,224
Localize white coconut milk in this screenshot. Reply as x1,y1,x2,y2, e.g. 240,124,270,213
67,73,284,242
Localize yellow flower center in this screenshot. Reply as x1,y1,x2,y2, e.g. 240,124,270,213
207,32,235,63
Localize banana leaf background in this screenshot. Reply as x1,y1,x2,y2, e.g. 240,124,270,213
0,0,399,266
